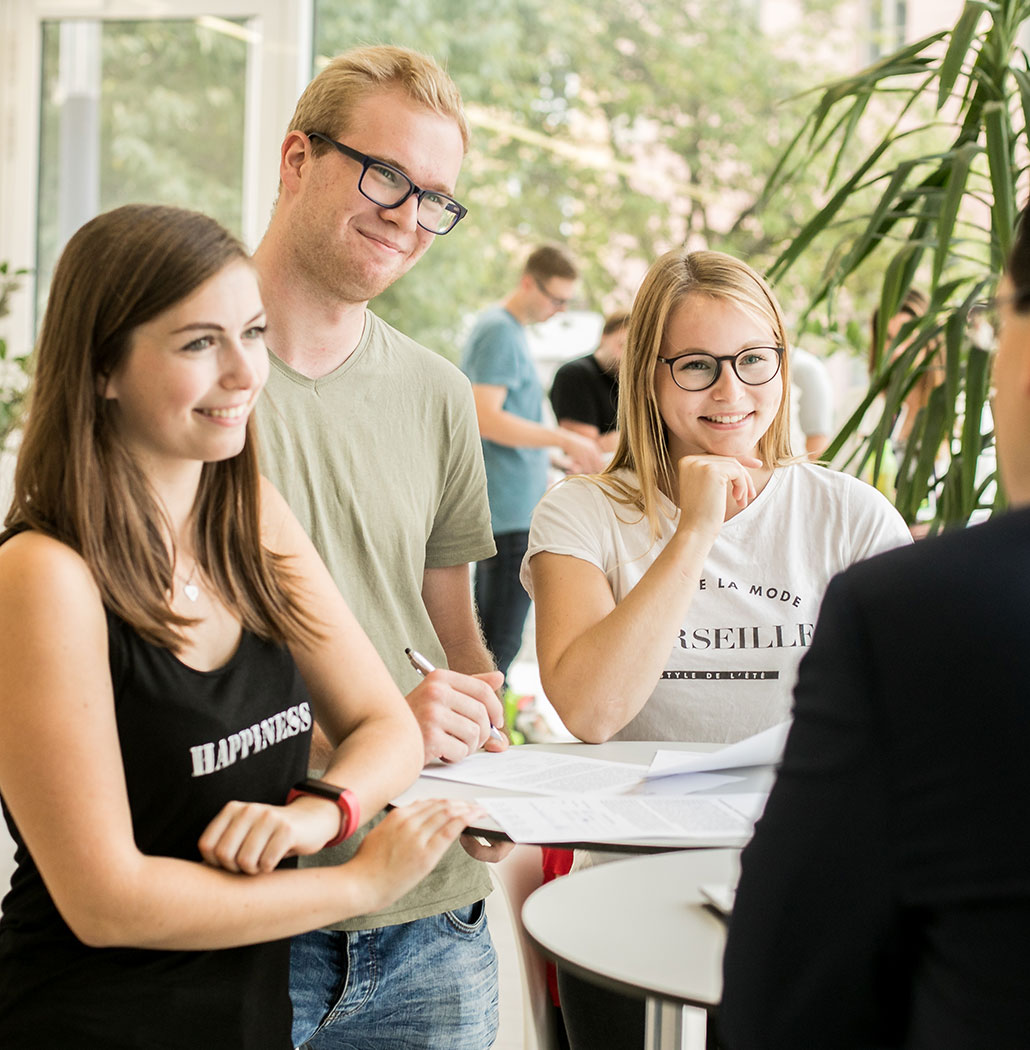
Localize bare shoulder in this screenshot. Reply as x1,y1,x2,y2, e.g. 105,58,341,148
0,529,102,608
0,530,108,671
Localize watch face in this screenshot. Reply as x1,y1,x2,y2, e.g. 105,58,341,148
303,778,344,801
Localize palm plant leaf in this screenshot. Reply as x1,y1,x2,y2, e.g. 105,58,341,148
764,0,1030,528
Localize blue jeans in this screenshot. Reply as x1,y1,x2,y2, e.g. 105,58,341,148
289,901,498,1050
474,530,532,682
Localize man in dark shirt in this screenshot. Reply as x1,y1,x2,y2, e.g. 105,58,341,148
549,309,629,456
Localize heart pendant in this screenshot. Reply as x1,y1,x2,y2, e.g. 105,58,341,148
183,583,200,602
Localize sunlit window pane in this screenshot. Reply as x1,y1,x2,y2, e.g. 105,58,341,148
36,18,248,319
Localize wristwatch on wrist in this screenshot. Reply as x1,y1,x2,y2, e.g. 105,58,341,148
286,778,360,847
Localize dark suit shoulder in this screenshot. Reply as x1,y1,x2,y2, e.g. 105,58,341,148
837,505,1030,604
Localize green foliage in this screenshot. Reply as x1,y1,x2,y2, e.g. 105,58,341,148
0,263,31,451
97,21,246,228
316,0,871,358
761,0,1030,529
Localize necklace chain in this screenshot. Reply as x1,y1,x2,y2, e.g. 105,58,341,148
174,562,201,603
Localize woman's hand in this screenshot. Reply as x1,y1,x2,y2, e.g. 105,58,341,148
674,454,763,540
348,800,481,910
198,794,342,874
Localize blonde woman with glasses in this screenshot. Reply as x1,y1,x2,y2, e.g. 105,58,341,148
522,248,911,1050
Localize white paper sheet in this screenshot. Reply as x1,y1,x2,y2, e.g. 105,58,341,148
717,791,770,823
624,770,743,796
480,794,755,844
421,749,650,796
646,721,791,779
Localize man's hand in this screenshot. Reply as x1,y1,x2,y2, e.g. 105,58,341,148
559,429,606,474
407,668,507,765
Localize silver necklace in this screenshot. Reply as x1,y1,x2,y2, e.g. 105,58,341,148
175,563,200,602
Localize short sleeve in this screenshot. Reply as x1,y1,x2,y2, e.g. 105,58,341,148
462,316,524,389
425,380,496,569
843,476,912,564
520,478,612,597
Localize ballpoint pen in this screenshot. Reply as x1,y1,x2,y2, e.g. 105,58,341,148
404,647,506,743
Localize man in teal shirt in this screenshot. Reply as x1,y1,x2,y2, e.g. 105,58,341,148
462,245,603,681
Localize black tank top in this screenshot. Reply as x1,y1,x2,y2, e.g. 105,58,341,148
0,610,313,1048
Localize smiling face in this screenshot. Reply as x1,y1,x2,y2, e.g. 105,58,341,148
656,293,784,463
102,259,268,479
284,87,465,305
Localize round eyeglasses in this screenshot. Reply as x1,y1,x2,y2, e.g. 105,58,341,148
307,132,468,235
656,346,784,392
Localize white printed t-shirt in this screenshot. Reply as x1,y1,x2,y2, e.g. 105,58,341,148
522,463,911,744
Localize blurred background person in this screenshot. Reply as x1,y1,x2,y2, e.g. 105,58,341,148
862,288,947,532
870,288,946,452
790,345,835,459
462,244,604,684
549,308,630,457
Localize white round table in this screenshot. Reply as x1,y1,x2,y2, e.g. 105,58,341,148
522,847,741,1049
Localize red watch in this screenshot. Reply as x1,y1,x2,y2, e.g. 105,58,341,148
286,778,360,847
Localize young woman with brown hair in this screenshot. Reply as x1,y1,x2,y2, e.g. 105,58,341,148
0,204,474,1048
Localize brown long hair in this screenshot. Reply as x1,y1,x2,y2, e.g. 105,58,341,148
4,203,317,651
601,249,795,541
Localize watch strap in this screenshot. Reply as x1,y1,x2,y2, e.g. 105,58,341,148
286,778,360,847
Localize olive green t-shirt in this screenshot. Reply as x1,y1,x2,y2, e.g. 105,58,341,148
257,310,495,930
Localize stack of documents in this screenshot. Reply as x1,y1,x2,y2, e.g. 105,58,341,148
420,722,789,845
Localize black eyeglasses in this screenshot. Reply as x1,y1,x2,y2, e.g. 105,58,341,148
307,132,468,235
656,346,784,392
533,276,571,309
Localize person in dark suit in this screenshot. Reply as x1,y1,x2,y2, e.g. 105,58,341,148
718,207,1030,1050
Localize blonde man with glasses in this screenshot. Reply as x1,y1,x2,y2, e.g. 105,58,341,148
254,46,510,1050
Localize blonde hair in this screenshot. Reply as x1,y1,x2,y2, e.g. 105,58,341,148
289,44,470,153
600,249,794,541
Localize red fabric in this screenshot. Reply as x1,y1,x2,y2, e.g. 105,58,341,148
540,847,575,1005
